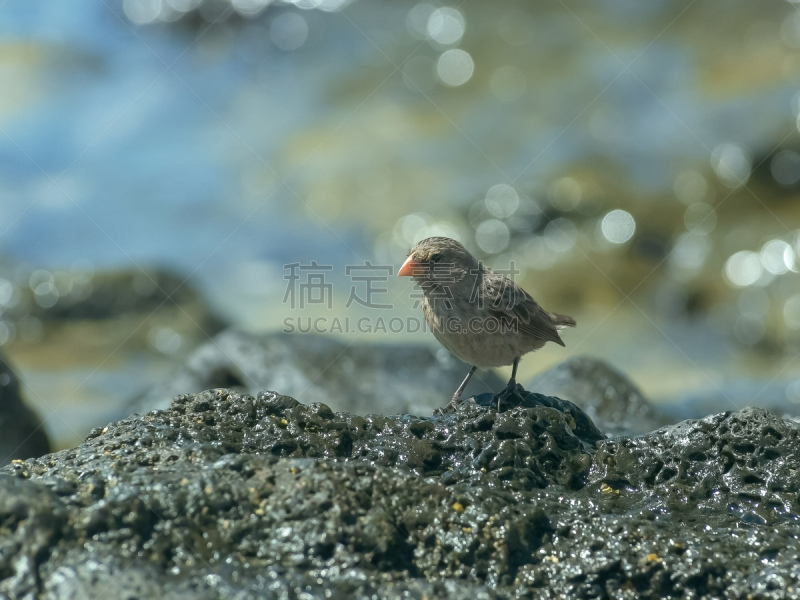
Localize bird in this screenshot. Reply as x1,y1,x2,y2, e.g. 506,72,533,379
397,236,576,411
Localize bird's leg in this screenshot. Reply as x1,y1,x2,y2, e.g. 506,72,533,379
450,365,477,406
495,357,521,411
434,366,476,416
508,356,519,388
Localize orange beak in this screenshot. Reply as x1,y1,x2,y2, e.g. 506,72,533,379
398,254,422,277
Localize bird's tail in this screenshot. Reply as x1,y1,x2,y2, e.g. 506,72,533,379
550,312,576,329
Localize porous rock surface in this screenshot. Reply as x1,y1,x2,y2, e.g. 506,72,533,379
592,407,800,526
1,389,799,599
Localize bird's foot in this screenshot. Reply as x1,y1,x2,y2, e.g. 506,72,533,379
434,393,464,416
492,381,525,412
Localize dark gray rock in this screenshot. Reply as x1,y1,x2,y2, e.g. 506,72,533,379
128,330,505,417
453,388,605,451
590,407,800,527
529,356,673,436
2,389,596,599
0,352,50,466
2,390,800,599
0,476,67,598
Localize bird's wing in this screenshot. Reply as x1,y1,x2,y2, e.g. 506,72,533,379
483,274,566,346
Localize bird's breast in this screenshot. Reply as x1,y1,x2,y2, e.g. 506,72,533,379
420,292,524,368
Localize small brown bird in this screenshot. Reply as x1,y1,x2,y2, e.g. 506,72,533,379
398,236,575,410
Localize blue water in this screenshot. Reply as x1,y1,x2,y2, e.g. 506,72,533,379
2,1,796,307
0,1,366,321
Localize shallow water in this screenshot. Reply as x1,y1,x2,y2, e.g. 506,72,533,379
1,0,799,448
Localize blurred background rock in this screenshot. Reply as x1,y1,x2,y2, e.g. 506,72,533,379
0,0,799,450
0,350,50,466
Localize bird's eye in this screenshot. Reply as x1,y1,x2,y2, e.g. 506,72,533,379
430,253,443,263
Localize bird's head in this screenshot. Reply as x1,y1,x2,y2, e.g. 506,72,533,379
397,237,479,283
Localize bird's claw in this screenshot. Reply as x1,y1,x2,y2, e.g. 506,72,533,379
492,382,524,412
434,394,465,416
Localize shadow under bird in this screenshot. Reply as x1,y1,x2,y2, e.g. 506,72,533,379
398,236,576,410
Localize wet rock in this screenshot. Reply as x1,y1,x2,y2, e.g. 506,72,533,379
2,391,800,598
1,388,595,598
529,356,673,436
457,388,604,451
0,351,50,466
128,330,505,417
0,476,68,598
159,387,597,488
590,407,800,526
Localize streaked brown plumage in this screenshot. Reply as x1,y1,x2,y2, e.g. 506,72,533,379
398,236,575,409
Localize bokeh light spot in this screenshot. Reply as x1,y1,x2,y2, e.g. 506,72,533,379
600,210,636,244
407,3,436,40
784,294,800,329
400,213,429,245
232,0,270,17
148,327,182,354
780,11,800,49
436,49,474,86
544,218,577,253
123,0,164,25
724,251,762,287
711,143,752,188
770,150,800,186
670,231,710,273
761,239,794,274
484,184,519,218
315,0,350,12
0,280,13,306
0,322,13,346
475,219,510,254
270,12,309,51
166,0,201,12
786,380,800,404
427,7,465,46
